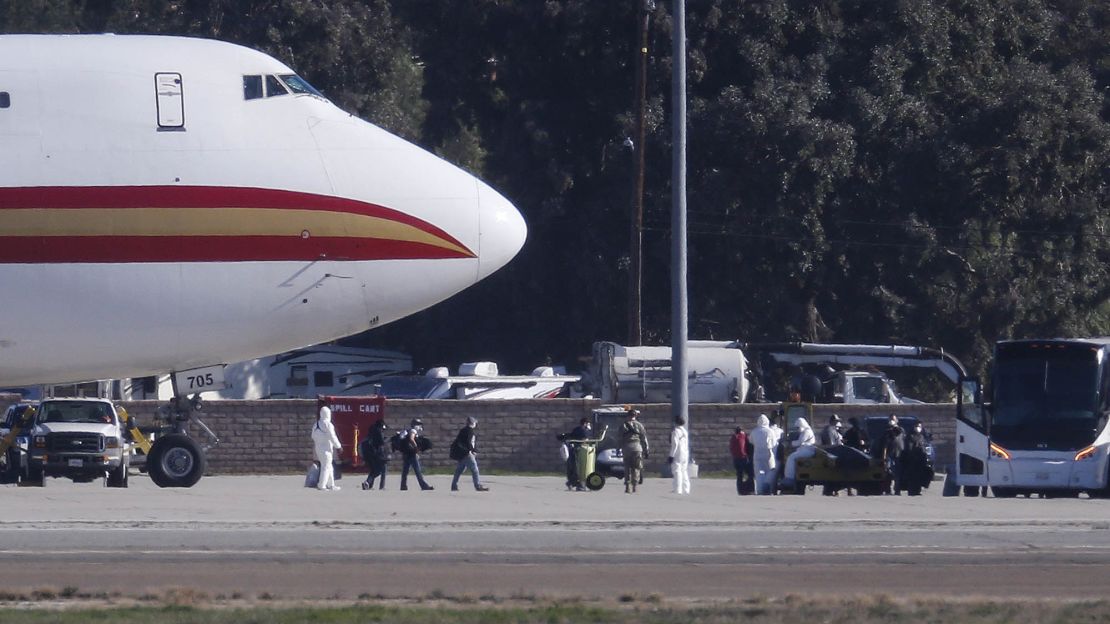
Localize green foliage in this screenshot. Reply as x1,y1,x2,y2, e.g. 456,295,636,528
2,0,1107,378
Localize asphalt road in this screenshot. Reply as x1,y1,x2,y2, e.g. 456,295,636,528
3,474,1110,600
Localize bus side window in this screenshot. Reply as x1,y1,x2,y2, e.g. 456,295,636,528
243,75,263,100
1100,362,1110,412
960,378,985,429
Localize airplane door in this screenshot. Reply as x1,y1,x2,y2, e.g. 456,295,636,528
955,377,990,492
0,71,42,170
155,73,185,130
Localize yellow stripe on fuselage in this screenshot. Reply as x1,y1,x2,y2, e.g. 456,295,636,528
0,207,474,257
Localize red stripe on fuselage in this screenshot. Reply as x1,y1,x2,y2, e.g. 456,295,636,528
0,185,474,263
0,236,471,264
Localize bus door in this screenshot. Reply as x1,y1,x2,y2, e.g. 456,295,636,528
955,377,990,492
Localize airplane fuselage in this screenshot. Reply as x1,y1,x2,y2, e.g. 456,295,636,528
0,35,525,386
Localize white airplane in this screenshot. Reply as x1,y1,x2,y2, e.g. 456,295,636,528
0,34,527,389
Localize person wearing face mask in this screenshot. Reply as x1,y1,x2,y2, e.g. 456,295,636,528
781,417,817,492
749,414,777,495
311,406,343,491
900,421,934,496
875,415,905,495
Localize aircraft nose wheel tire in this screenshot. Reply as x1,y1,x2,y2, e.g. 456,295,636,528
148,434,206,488
584,472,605,491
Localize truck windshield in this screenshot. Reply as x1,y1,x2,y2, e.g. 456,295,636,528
39,402,114,425
991,346,1103,451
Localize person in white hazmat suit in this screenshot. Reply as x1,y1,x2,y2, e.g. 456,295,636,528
749,414,777,495
668,416,691,494
311,406,343,491
782,417,817,490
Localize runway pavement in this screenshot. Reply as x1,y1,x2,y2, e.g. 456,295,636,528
3,474,1110,600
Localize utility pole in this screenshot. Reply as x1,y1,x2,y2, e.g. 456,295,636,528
670,0,689,433
628,0,653,346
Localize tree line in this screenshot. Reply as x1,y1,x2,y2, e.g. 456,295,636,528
4,1,1108,392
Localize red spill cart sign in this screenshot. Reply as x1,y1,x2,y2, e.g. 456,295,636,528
317,395,385,469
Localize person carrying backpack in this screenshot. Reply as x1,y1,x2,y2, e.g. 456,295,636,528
449,416,489,492
400,418,434,491
360,419,390,491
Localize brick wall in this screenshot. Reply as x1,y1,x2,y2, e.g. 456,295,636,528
116,399,957,476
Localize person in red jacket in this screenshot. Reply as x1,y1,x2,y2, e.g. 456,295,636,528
729,426,753,495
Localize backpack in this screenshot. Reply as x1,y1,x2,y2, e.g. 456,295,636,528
449,438,465,461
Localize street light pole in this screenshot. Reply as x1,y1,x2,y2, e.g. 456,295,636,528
628,0,653,347
670,0,688,432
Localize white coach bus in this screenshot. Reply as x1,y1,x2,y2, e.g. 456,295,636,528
955,338,1110,498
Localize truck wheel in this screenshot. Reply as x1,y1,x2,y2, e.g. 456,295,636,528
148,434,205,488
963,485,981,497
585,472,605,491
106,459,129,488
0,449,18,484
22,465,44,487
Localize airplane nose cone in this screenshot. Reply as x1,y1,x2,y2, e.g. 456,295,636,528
477,183,527,280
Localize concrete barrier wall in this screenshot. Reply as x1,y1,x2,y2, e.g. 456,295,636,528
112,399,956,476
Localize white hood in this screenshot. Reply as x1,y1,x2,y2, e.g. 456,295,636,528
34,422,117,437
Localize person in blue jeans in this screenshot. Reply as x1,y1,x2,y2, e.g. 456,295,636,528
450,416,490,492
400,418,434,491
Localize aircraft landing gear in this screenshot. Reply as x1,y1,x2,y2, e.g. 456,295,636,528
148,434,206,488
145,392,219,488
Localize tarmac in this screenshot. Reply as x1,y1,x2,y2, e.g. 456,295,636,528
3,473,1110,600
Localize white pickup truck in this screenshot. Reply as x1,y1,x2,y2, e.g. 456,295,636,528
25,398,132,487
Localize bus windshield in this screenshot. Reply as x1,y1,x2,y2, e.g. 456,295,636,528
991,346,1103,450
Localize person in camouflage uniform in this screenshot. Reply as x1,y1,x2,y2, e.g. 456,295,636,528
620,408,649,493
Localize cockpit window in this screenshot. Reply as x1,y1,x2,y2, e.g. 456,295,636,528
265,74,289,98
279,74,325,98
243,75,263,100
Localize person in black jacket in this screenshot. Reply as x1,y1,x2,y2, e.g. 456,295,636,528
842,417,869,453
360,419,390,491
874,415,905,495
450,416,490,492
899,422,934,496
561,417,592,491
400,418,434,491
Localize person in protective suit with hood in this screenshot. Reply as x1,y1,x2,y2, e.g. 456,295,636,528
311,406,343,491
619,408,649,493
781,417,817,492
668,416,690,494
749,414,777,495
